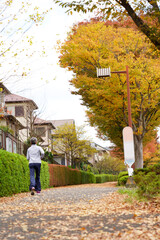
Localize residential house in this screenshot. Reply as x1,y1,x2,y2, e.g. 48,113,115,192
50,120,109,167
34,117,55,151
88,142,110,165
5,93,38,142
1,83,108,164
33,119,75,166
0,115,25,154
0,83,25,154
50,119,75,131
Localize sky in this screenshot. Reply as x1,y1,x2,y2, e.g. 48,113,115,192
2,0,111,148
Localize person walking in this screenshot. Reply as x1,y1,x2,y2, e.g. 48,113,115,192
27,137,44,195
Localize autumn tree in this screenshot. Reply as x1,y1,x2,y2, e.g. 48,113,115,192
54,0,160,50
93,154,126,175
58,20,160,168
143,136,160,166
52,123,96,167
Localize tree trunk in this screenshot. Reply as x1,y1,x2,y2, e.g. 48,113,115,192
121,0,160,50
66,153,70,166
134,135,143,169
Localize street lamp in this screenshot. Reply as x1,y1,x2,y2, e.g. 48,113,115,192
96,65,132,128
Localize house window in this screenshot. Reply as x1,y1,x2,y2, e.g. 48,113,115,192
13,141,17,153
15,106,24,117
35,127,46,137
6,137,12,152
61,157,65,166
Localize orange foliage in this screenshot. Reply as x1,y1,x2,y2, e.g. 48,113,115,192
110,147,124,160
48,164,81,187
143,138,158,161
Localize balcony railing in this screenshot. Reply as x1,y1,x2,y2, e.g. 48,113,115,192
0,129,24,155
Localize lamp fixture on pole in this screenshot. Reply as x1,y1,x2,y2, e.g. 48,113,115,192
96,65,132,128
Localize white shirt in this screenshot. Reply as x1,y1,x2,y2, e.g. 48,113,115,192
27,144,44,164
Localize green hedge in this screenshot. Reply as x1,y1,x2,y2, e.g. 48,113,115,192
95,174,118,183
0,150,49,197
49,164,97,186
49,165,118,187
68,168,81,185
81,171,96,184
118,171,128,186
0,149,119,197
40,161,50,189
49,164,82,186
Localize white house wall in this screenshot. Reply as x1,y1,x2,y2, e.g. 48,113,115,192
7,106,15,116
5,102,36,142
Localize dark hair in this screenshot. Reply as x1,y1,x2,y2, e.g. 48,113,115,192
30,137,37,144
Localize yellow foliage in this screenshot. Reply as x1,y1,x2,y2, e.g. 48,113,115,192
58,20,160,148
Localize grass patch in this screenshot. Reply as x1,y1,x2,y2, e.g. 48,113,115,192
118,187,160,204
118,187,143,203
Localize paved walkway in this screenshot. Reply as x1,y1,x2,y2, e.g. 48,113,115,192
0,183,159,240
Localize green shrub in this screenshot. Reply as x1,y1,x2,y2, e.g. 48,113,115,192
118,171,128,186
118,175,129,186
110,174,118,181
95,174,118,183
95,174,101,183
89,172,96,183
117,163,160,195
148,163,160,175
134,163,160,176
80,171,93,184
134,168,149,176
135,172,160,199
118,171,128,179
69,169,81,185
0,150,49,197
81,171,96,184
0,150,30,197
134,171,144,184
40,161,50,189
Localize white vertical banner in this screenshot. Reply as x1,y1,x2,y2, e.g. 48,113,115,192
122,127,135,176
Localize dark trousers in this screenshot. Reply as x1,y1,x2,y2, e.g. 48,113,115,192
29,163,41,191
